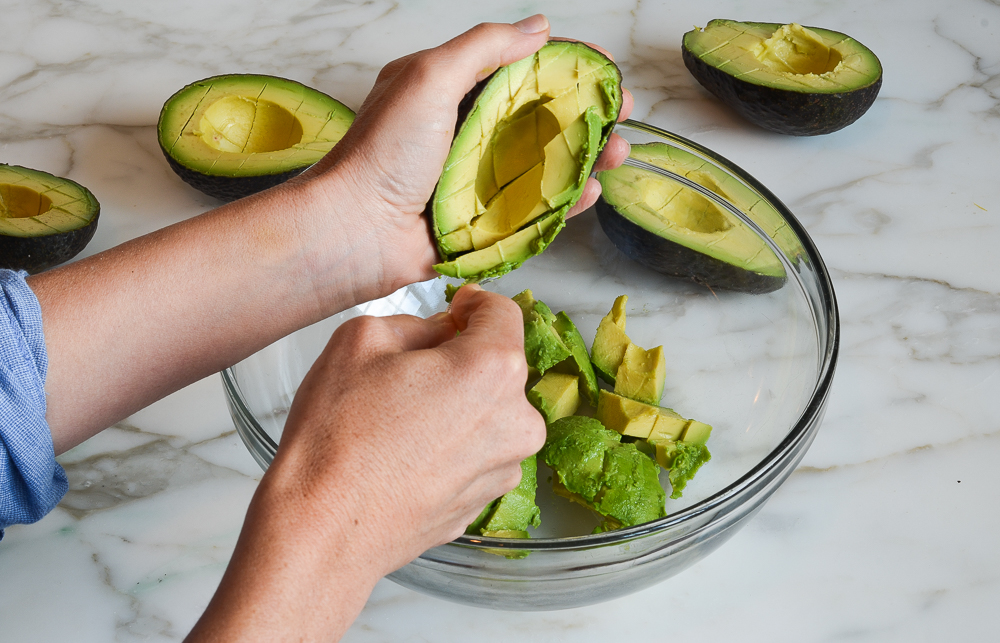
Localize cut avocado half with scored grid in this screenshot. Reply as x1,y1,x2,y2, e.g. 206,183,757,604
683,20,882,135
158,74,355,201
596,142,791,294
432,41,623,282
0,165,100,274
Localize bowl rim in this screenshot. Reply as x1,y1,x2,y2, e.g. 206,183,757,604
222,118,840,552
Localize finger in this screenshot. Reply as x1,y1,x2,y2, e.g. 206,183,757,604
331,313,457,363
373,52,418,88
566,178,602,219
376,313,459,352
417,18,550,104
447,285,522,347
618,88,634,122
592,133,630,172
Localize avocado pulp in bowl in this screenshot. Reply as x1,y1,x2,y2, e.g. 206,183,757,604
223,120,838,610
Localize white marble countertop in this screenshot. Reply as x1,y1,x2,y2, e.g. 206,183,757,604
2,1,999,640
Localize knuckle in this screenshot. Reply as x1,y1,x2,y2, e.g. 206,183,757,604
332,315,388,358
499,463,524,494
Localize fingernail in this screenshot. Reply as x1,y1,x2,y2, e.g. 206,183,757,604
513,14,549,34
462,283,483,292
429,311,451,322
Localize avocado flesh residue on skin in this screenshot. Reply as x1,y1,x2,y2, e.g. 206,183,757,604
515,289,600,406
598,142,792,283
0,165,100,273
433,41,622,282
467,455,541,540
542,416,666,533
684,21,882,94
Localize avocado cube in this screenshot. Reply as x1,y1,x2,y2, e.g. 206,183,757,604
680,420,713,445
596,390,659,439
590,295,630,384
614,343,666,405
648,408,689,442
528,372,581,424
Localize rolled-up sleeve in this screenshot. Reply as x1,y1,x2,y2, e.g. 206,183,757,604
0,269,67,538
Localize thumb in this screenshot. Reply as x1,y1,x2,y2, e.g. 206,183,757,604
421,17,551,103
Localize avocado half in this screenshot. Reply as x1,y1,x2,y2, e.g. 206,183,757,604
432,41,623,282
158,74,355,201
0,165,100,274
595,142,789,294
683,20,882,136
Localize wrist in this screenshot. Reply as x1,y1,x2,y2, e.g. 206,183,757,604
188,462,385,641
276,165,431,318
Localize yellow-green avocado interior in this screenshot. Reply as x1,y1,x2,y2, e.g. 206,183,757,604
684,20,882,93
0,165,98,238
597,143,797,279
158,74,354,177
433,41,622,281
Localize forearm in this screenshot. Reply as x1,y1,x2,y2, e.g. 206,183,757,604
32,173,411,453
185,468,384,642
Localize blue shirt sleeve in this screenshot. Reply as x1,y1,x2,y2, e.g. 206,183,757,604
0,268,67,539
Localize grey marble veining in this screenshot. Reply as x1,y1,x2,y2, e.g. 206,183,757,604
1,0,999,641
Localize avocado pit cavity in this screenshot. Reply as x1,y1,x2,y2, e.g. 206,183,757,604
198,96,304,154
1,184,53,219
754,23,844,76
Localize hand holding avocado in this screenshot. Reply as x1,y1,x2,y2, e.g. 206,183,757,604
298,18,632,288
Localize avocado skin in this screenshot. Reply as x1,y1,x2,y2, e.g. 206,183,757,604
682,43,881,136
595,196,785,294
163,154,304,202
0,216,99,274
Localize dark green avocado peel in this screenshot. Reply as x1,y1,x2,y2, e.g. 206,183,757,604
683,20,882,136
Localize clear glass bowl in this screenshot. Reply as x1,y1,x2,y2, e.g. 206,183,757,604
222,119,839,611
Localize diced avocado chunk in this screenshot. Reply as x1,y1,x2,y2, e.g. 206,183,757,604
680,419,713,445
596,389,713,499
614,343,667,405
648,408,690,442
596,390,695,442
467,455,541,537
551,311,600,406
542,416,666,532
596,390,659,438
650,440,712,499
513,289,571,375
528,372,581,424
590,295,630,384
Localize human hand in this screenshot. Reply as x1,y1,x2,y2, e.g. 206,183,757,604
295,16,633,304
187,285,543,640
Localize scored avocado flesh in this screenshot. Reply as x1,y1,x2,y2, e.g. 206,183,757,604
684,21,881,93
598,143,791,279
158,74,354,178
0,166,98,238
433,41,621,280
